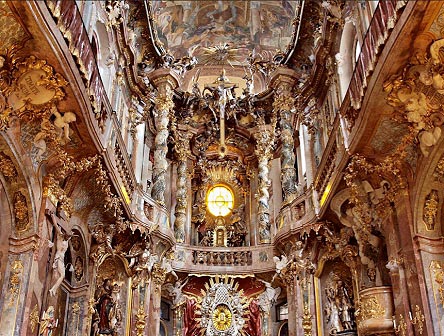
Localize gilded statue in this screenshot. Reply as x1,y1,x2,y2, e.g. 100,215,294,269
39,306,58,336
90,279,122,336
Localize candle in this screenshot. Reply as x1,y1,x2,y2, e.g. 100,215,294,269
392,316,397,329
409,311,413,320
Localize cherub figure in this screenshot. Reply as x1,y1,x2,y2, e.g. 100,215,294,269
50,105,76,144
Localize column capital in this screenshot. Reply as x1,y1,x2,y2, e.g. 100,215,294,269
147,68,181,90
269,67,298,90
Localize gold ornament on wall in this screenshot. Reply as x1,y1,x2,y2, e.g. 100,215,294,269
0,55,67,131
423,190,439,231
8,259,23,305
135,306,146,336
29,304,39,332
13,190,29,232
430,260,444,307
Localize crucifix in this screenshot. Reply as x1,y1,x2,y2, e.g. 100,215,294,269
204,69,237,157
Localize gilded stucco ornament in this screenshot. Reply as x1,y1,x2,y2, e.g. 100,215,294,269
423,190,439,231
29,304,39,332
384,38,444,157
13,190,29,232
355,296,385,330
8,259,23,305
302,302,313,336
0,151,18,181
0,54,67,131
431,260,444,307
135,305,147,336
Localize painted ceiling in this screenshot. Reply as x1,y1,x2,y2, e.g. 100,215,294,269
151,0,300,66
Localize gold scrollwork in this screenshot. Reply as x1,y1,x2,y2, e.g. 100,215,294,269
355,295,385,330
430,260,444,307
8,259,23,305
1,55,67,130
29,304,39,332
302,302,313,336
0,151,17,181
135,306,146,336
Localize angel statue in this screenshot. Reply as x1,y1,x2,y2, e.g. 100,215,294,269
272,254,290,282
165,277,189,306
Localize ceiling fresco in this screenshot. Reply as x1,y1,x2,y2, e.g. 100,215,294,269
151,0,300,65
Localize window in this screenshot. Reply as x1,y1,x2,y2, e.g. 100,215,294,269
277,302,288,321
206,185,234,217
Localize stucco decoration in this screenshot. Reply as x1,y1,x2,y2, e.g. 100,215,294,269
384,38,444,157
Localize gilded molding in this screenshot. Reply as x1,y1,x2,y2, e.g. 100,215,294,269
8,259,23,305
29,304,39,332
135,305,146,336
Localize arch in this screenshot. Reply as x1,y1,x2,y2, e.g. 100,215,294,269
0,178,13,291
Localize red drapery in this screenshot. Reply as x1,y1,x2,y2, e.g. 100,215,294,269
183,299,200,336
244,299,261,336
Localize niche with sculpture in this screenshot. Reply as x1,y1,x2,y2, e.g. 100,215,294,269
320,262,356,335
89,256,129,336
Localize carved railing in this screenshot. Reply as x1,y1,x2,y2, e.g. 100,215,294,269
172,245,275,274
109,114,136,201
314,137,337,202
274,188,317,243
346,0,407,125
46,0,109,130
193,250,252,266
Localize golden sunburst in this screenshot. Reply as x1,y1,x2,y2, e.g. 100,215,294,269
212,304,233,331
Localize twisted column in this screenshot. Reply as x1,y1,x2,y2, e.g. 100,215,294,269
271,71,298,205
254,126,274,244
149,71,179,204
174,129,191,243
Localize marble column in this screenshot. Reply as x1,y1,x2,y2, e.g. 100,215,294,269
148,70,180,205
254,125,274,244
174,129,191,243
147,262,167,336
283,273,299,336
272,75,297,205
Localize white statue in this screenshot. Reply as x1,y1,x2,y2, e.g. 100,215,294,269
419,126,441,157
33,119,53,161
273,254,289,274
50,105,76,144
257,280,281,312
161,255,178,280
165,278,189,306
49,220,71,296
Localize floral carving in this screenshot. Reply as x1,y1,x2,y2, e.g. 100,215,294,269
423,190,439,231
13,190,29,232
0,151,17,181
